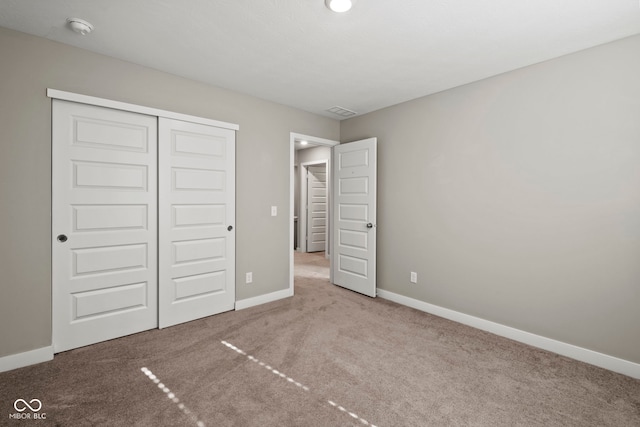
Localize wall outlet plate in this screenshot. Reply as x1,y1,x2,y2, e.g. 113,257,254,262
410,272,417,283
246,272,253,283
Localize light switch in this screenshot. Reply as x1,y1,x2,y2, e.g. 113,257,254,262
271,206,277,216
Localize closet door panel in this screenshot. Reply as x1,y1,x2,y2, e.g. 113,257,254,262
52,100,158,352
159,118,235,328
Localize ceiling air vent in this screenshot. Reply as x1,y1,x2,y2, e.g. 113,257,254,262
325,106,357,118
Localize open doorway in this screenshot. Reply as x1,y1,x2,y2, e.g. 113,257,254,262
289,133,339,294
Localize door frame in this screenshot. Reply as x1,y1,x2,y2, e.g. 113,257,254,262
289,133,339,293
299,160,328,254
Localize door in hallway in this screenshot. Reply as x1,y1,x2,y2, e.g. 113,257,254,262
306,163,327,252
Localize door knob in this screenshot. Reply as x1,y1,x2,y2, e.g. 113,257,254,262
366,223,373,229
227,225,233,231
57,234,68,243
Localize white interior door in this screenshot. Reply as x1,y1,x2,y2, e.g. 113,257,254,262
52,100,158,353
158,118,235,328
306,164,327,252
332,138,377,297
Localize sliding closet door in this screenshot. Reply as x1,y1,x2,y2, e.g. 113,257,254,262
52,100,158,352
158,118,235,328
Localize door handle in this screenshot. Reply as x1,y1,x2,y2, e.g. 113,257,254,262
57,234,68,243
366,223,373,229
227,225,233,231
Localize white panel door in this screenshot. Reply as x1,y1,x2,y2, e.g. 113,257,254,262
306,164,327,252
332,138,377,297
52,100,158,353
159,118,235,328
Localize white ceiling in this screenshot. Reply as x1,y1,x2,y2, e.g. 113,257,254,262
1,0,639,119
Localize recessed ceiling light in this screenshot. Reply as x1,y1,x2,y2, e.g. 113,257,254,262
300,140,308,145
67,18,94,36
325,0,354,13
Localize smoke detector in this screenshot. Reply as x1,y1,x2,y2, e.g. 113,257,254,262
67,18,94,35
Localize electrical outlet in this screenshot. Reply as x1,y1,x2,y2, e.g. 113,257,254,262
410,272,417,284
271,206,277,216
246,272,253,284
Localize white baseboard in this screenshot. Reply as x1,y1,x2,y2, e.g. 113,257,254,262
235,287,293,310
377,289,640,380
0,346,53,373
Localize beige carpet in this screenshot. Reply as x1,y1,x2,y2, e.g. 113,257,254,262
1,251,638,426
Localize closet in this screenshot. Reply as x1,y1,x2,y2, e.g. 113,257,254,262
50,93,236,352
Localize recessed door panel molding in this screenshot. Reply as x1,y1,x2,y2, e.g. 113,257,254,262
73,161,148,191
173,271,226,302
73,205,148,232
312,188,327,198
311,233,326,244
173,168,226,192
339,177,369,195
339,204,369,222
339,148,370,169
338,254,368,278
312,218,326,228
73,116,149,152
312,203,327,213
52,99,158,353
159,118,236,328
332,138,377,297
173,204,225,228
173,238,226,265
339,229,368,250
72,243,147,276
72,282,149,320
173,131,226,158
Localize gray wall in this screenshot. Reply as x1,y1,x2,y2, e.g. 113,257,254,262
340,35,640,363
0,27,339,358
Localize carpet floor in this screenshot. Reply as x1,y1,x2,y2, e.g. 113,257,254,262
1,251,639,426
